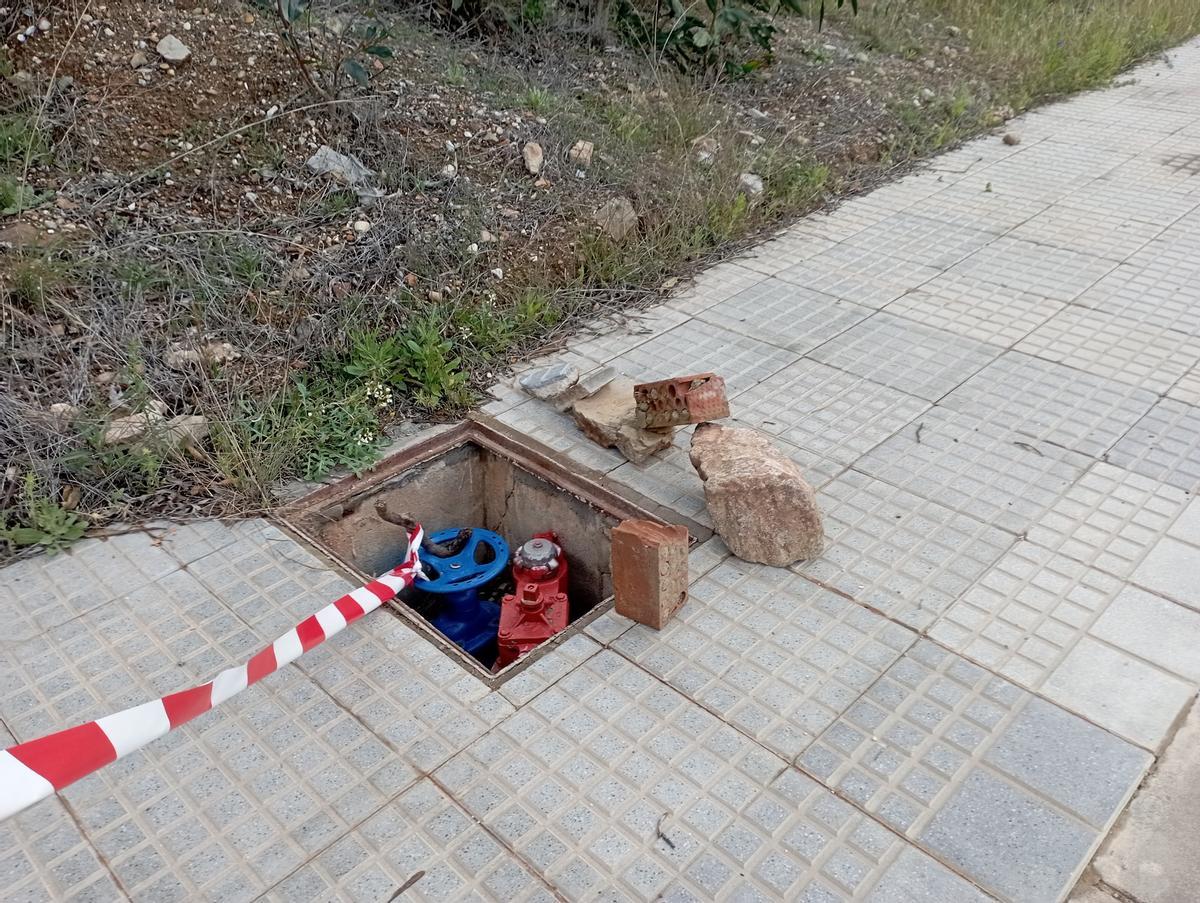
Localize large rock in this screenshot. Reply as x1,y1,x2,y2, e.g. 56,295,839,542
572,379,673,464
689,423,823,565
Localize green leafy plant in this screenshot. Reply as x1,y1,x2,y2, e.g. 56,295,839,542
275,0,394,98
0,475,88,552
618,0,856,76
342,330,405,382
397,316,470,409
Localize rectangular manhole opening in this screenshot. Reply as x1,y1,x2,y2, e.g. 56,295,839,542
279,416,707,686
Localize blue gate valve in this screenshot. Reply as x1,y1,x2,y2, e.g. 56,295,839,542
413,528,510,661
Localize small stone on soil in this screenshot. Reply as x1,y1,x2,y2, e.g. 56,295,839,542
522,141,544,175
595,197,638,240
737,173,764,196
156,35,191,63
1003,132,1022,145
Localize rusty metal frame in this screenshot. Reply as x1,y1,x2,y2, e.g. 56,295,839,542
275,414,707,687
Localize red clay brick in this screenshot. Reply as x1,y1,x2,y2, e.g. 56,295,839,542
611,520,689,630
634,373,730,429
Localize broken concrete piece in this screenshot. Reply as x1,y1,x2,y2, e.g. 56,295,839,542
519,362,580,402
305,145,376,185
635,373,729,429
689,423,824,566
595,197,638,241
161,414,209,449
572,378,674,464
103,409,165,446
612,520,689,629
568,139,594,168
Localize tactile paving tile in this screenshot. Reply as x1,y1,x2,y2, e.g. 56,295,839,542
665,261,765,314
498,633,601,708
0,784,126,902
1107,398,1200,492
606,320,799,396
793,469,1016,632
1064,175,1200,226
906,181,1052,233
855,407,1093,534
1016,304,1200,394
799,640,1150,903
612,562,915,760
1169,363,1200,406
0,570,258,742
939,351,1159,457
0,603,422,902
493,398,626,475
947,236,1117,303
1007,203,1162,261
566,307,691,364
263,779,555,903
185,520,358,643
929,543,1200,749
808,312,1002,403
1026,461,1192,579
884,271,1065,347
837,211,1000,269
928,542,1127,690
433,650,990,902
1072,255,1200,336
0,530,179,646
775,243,942,309
729,359,930,465
733,226,837,276
695,278,871,352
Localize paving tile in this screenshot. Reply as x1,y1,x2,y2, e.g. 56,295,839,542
154,519,242,565
1065,176,1200,227
566,307,690,364
733,226,837,276
939,352,1159,457
1131,537,1200,611
1008,203,1163,261
947,236,1117,303
838,211,1000,269
884,271,1065,347
776,244,942,309
908,180,1052,233
293,610,515,774
793,469,1015,631
435,650,987,901
606,320,800,396
1025,462,1192,580
799,641,1149,902
808,312,1001,402
497,633,600,707
612,562,915,759
729,359,930,465
1169,363,1200,406
263,779,554,902
855,408,1092,534
0,601,422,902
0,571,258,742
1018,304,1200,394
1107,398,1200,492
0,531,179,646
1073,254,1200,335
185,520,357,643
1090,585,1200,680
664,261,765,315
1041,637,1194,750
929,541,1127,692
695,278,871,353
1172,497,1200,545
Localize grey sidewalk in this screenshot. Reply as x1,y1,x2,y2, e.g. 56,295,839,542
4,38,1200,903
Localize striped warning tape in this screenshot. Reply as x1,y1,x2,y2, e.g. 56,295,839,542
0,525,424,822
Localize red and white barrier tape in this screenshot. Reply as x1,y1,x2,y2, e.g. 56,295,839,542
0,525,424,822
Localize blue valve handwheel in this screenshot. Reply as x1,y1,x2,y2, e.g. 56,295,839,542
414,529,510,594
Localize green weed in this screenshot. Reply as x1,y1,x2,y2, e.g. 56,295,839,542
0,475,88,553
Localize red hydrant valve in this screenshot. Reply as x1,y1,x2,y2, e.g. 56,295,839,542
496,533,570,670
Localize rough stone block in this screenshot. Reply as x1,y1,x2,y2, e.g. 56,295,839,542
634,373,730,429
690,423,824,566
572,379,675,464
611,520,689,630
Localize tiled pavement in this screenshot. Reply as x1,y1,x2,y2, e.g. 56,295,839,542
5,42,1200,903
